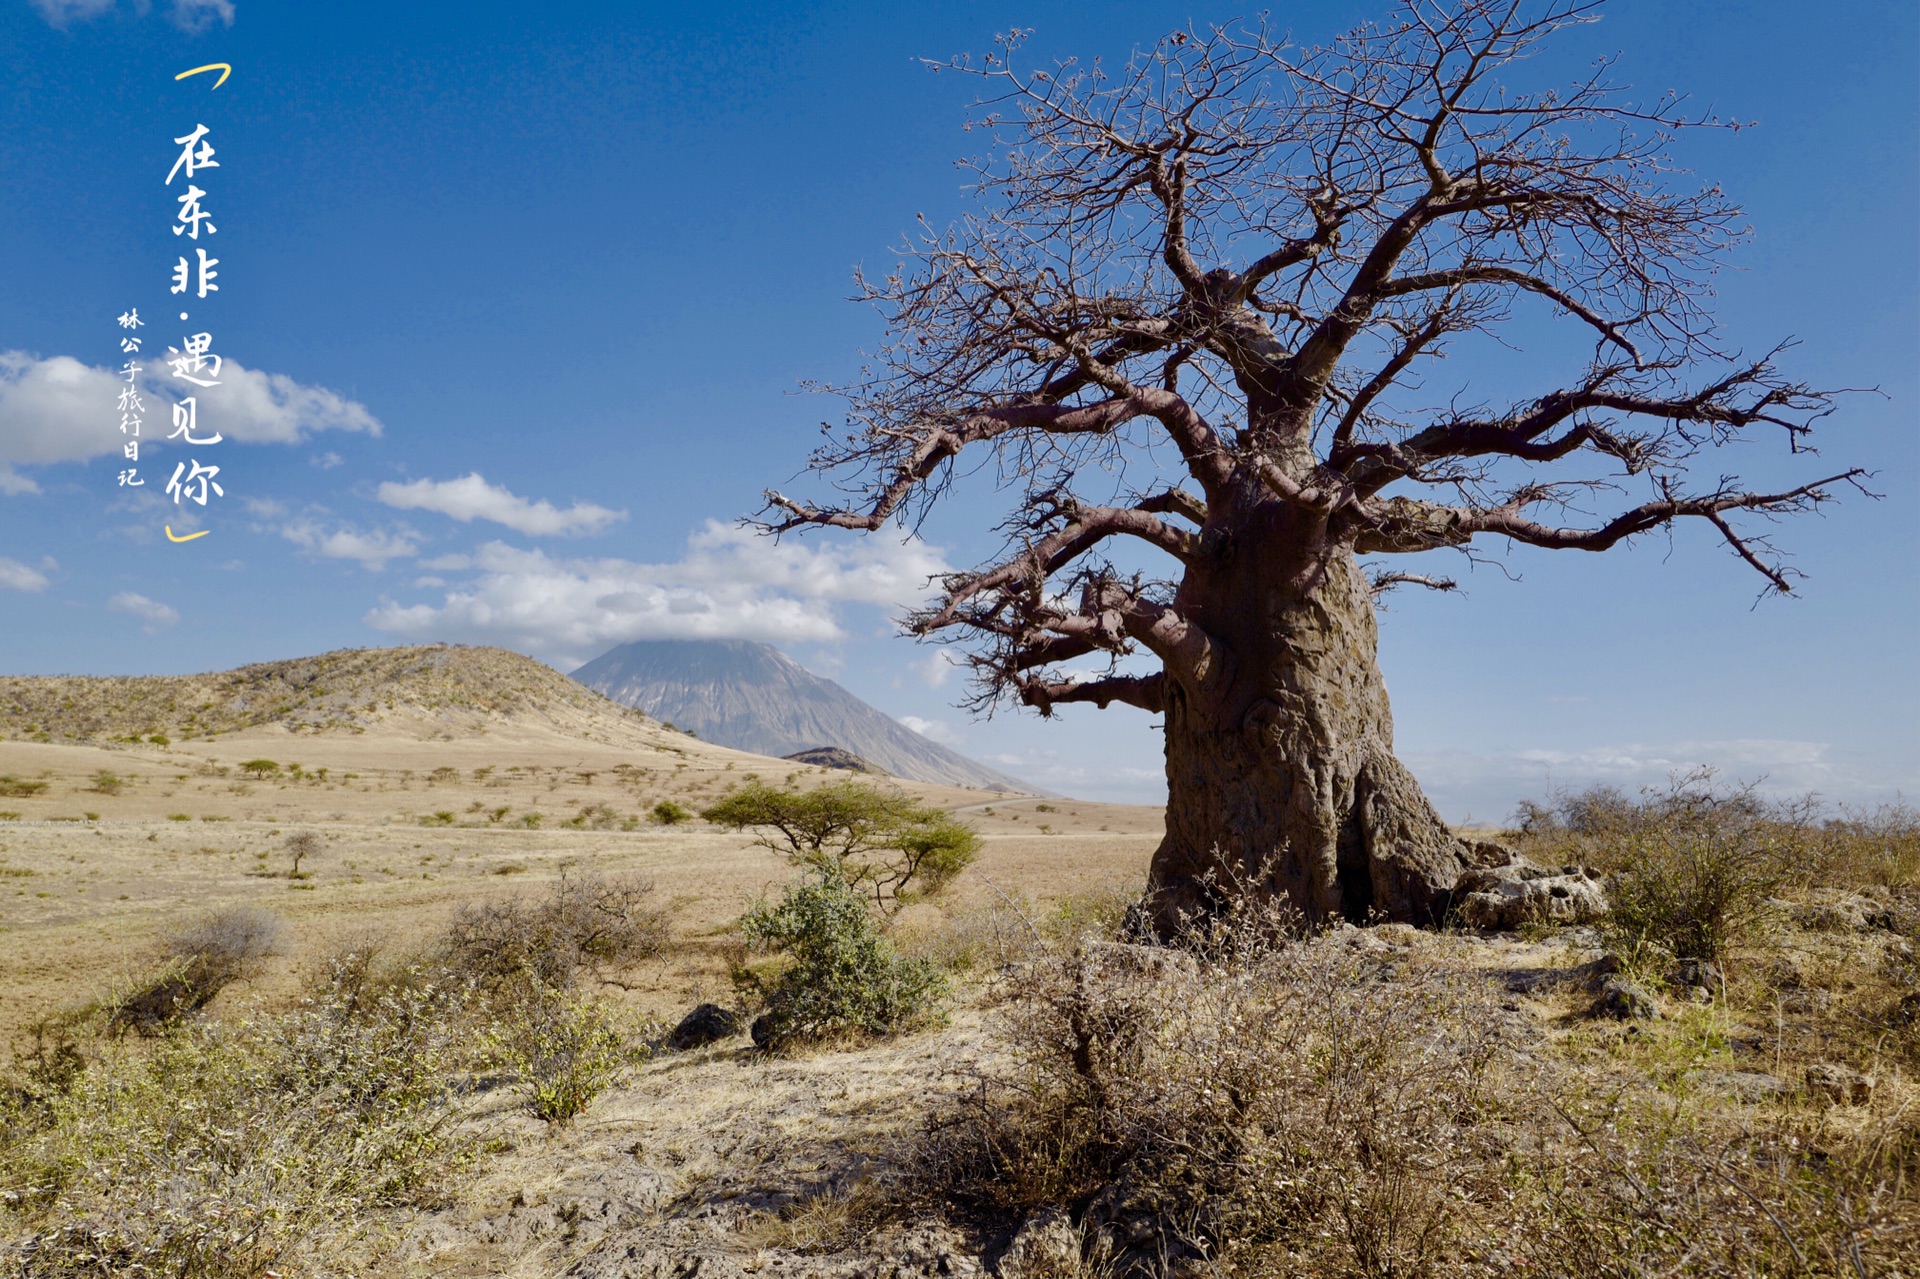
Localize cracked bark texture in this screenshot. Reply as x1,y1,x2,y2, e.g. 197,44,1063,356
1150,510,1467,929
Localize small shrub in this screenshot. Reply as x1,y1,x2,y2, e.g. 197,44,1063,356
238,758,280,778
925,901,1509,1276
486,988,632,1124
1,961,479,1276
147,733,169,746
1603,776,1797,962
106,906,282,1036
1812,801,1920,888
443,871,668,993
650,799,692,825
88,771,124,796
737,870,948,1052
0,776,48,798
563,803,621,830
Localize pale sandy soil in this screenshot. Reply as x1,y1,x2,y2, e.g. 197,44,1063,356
0,728,1161,1040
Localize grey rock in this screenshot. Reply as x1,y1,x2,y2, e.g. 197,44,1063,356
1805,1062,1875,1106
1590,977,1659,1021
997,1207,1083,1279
1077,940,1200,985
1455,859,1608,930
668,1003,743,1052
1698,1069,1789,1103
1670,958,1725,996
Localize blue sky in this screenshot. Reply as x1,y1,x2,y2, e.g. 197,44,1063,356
0,0,1914,815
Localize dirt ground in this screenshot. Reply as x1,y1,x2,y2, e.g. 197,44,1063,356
0,728,1162,1040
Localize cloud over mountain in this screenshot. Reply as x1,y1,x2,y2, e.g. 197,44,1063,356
365,520,946,667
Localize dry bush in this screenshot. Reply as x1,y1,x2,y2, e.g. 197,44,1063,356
1515,774,1801,962
106,906,283,1036
1808,802,1920,890
1502,1096,1915,1279
0,959,480,1279
927,906,1517,1277
442,870,668,993
921,894,1914,1277
283,829,322,878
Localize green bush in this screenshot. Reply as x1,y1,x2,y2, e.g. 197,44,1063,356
486,988,632,1124
649,799,692,825
738,870,948,1052
238,759,280,779
0,776,48,799
703,780,979,911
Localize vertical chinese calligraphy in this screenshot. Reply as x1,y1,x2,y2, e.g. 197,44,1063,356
162,107,225,513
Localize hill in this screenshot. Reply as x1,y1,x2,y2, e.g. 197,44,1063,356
0,645,669,745
569,639,1044,794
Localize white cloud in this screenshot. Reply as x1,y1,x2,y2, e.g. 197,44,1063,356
365,520,948,667
30,0,232,27
0,558,49,591
0,350,379,495
169,0,233,31
377,473,625,537
914,649,961,688
29,0,116,27
312,451,345,470
899,715,962,745
279,519,420,570
107,591,179,631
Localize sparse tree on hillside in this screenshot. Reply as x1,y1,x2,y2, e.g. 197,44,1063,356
285,830,322,880
758,0,1865,929
703,780,980,911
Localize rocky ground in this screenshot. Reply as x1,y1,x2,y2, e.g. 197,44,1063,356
367,903,1916,1277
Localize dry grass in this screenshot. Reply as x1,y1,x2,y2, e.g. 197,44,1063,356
912,900,1917,1277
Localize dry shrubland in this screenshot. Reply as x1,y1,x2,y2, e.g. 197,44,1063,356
3,783,1916,1278
0,873,675,1276
912,901,1916,1277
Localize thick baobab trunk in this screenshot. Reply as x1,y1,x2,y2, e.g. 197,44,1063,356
1145,518,1472,932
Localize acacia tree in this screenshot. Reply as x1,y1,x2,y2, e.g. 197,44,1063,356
759,0,1865,929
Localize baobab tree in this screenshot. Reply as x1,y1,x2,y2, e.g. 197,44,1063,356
760,0,1864,929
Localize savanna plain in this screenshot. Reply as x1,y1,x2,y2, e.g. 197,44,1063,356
0,647,1914,1277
